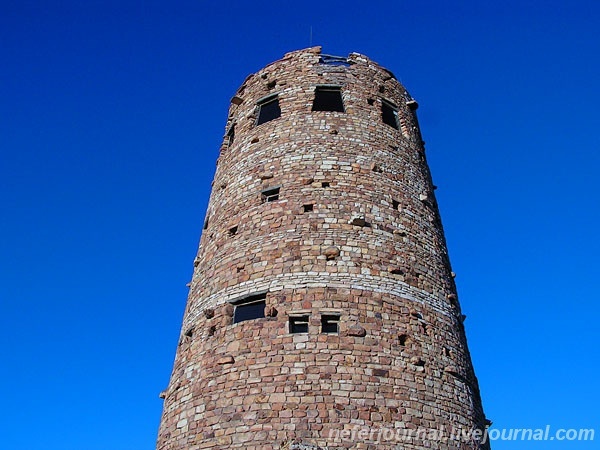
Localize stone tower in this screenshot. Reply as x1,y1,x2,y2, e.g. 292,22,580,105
157,47,490,450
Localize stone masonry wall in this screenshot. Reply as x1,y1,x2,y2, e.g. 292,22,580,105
156,47,489,450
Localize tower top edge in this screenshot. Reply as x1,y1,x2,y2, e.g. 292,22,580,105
282,46,395,77
237,46,400,97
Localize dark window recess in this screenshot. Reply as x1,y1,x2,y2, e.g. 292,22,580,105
398,334,409,346
303,204,314,213
228,226,238,236
321,314,340,334
261,186,280,202
289,315,309,333
256,95,281,125
203,217,209,230
226,124,235,145
321,181,330,188
232,293,266,324
382,100,399,130
392,199,400,210
312,86,345,112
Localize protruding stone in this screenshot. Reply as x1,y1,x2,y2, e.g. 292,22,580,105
419,193,429,202
217,355,235,365
230,95,243,105
159,390,167,399
406,99,419,110
203,308,214,319
346,324,366,337
349,216,367,227
259,171,274,180
410,356,425,366
409,309,423,319
370,162,383,173
323,246,340,260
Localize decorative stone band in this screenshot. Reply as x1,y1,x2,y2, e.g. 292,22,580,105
184,270,456,331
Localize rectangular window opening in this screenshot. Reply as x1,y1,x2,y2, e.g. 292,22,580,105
312,86,345,112
381,100,399,130
289,315,309,334
392,199,400,210
321,181,330,188
232,293,267,324
228,225,238,236
261,186,280,203
321,314,340,334
303,204,314,213
256,95,281,125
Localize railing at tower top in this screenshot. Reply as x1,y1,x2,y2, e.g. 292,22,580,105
319,54,352,67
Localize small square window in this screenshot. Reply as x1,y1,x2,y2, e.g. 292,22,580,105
233,293,266,324
321,314,340,334
228,225,238,236
381,100,399,130
312,86,345,112
321,181,330,188
256,95,281,125
261,186,280,203
289,315,309,334
303,204,314,213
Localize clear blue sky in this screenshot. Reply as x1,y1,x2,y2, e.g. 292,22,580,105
1,1,598,449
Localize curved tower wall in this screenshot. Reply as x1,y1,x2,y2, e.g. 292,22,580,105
157,47,489,450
